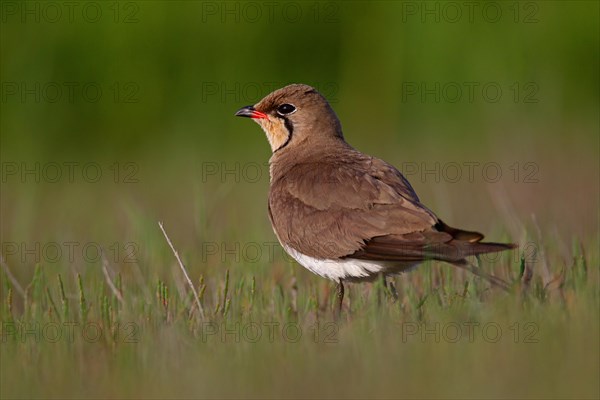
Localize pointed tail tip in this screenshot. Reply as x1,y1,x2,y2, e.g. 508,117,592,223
465,241,518,257
481,241,518,251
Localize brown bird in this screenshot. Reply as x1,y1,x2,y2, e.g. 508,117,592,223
235,83,516,313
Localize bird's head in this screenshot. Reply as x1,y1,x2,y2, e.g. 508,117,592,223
235,84,344,153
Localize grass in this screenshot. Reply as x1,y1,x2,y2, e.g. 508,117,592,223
1,210,598,398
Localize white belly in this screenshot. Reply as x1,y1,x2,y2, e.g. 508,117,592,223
283,245,391,281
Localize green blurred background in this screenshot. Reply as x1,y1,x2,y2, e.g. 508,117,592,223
1,1,599,398
2,1,598,251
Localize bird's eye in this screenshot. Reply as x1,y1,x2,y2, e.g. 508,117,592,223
276,103,296,116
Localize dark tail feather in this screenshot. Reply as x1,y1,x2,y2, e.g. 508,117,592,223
438,219,516,291
435,219,517,257
459,241,517,258
435,220,484,243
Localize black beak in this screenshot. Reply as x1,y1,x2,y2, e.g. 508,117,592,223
235,105,255,118
235,106,268,120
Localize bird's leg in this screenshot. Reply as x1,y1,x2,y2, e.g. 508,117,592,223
376,273,385,306
335,279,344,317
386,278,399,302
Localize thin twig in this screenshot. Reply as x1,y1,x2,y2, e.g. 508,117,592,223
158,221,205,320
0,256,26,299
101,251,124,304
452,261,511,292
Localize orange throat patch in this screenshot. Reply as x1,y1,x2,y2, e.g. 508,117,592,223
254,117,290,152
